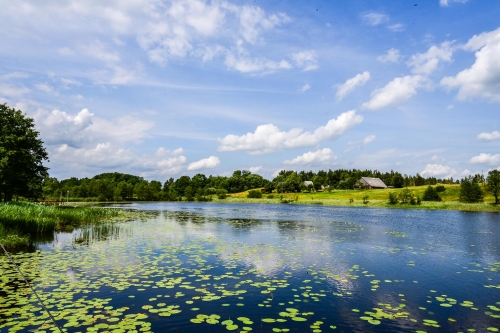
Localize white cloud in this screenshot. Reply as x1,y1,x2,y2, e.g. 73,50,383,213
0,84,30,98
34,83,57,95
446,104,454,110
361,75,427,110
441,27,500,101
335,71,370,101
470,153,500,165
361,12,389,26
300,83,310,92
53,142,187,177
248,166,262,173
291,51,318,71
0,72,30,80
421,164,456,177
187,156,220,171
478,131,500,141
284,148,336,165
407,41,454,75
224,53,292,73
363,135,376,144
388,23,404,32
377,48,400,63
431,155,446,163
440,0,468,6
236,5,291,44
33,108,154,148
218,110,363,154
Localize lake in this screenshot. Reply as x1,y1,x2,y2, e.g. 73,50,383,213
1,203,500,333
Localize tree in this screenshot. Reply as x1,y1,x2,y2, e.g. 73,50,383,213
487,170,500,204
398,188,415,204
0,104,49,201
459,176,484,203
422,186,442,201
392,173,404,188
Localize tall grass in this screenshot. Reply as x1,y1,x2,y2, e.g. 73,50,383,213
0,202,120,233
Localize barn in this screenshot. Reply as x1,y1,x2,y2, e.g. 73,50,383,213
360,177,387,189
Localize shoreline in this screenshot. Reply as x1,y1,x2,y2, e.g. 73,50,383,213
66,198,500,213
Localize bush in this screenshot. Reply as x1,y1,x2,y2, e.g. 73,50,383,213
247,190,263,198
266,194,274,199
435,185,446,192
216,189,228,199
459,177,484,203
388,192,398,204
422,186,442,201
398,188,414,204
362,195,369,204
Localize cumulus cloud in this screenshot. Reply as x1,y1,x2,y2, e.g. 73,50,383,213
361,12,389,26
478,131,500,141
291,51,318,71
284,148,336,165
236,5,291,44
441,27,500,101
335,71,370,101
218,110,363,154
421,164,457,177
248,166,262,173
440,0,468,6
407,41,454,75
53,142,188,177
187,156,220,171
377,48,400,63
300,83,310,92
344,134,376,152
33,108,154,148
361,75,427,110
470,153,500,165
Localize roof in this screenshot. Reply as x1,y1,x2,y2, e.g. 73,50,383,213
360,177,387,188
303,181,314,186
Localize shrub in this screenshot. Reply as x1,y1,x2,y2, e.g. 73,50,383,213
459,177,484,203
398,188,415,204
266,194,274,199
362,195,369,204
216,189,228,199
435,185,446,192
388,192,398,204
422,186,442,201
247,190,263,199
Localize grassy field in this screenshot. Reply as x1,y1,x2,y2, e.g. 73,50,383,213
219,184,500,212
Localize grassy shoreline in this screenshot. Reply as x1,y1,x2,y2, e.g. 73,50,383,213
0,202,139,249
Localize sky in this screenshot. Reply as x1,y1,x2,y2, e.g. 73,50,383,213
1,0,499,181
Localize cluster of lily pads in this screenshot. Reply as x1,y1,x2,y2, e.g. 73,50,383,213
0,209,499,333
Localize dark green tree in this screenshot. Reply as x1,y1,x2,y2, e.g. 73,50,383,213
0,104,49,201
184,186,194,201
422,186,442,201
487,170,500,204
459,176,484,203
392,173,404,188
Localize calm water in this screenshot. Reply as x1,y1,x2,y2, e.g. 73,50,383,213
1,203,500,333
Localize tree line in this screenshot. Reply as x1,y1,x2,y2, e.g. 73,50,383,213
39,168,491,202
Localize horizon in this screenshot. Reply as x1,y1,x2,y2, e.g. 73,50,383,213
1,0,499,181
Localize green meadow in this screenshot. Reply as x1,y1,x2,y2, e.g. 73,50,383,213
224,184,500,212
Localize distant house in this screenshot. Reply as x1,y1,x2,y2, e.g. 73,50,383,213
360,177,387,189
303,181,314,187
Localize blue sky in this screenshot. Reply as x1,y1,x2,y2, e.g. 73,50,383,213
1,0,499,180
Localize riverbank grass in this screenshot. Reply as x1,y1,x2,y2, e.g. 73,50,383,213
0,202,130,248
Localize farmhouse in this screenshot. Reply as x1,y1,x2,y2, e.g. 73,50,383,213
303,181,313,187
360,177,387,189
